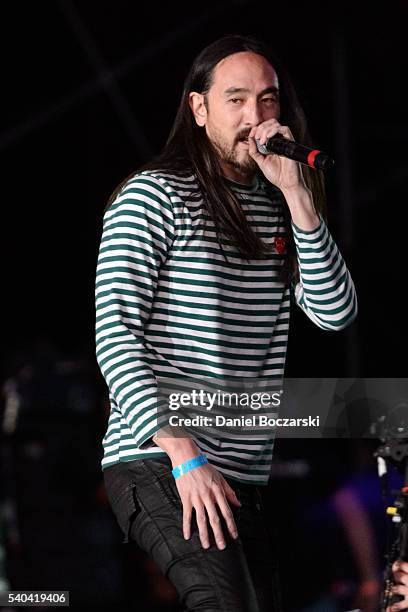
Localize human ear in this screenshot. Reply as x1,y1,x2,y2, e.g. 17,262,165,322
189,92,207,127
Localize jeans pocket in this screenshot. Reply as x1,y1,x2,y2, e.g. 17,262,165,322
155,472,184,513
141,458,183,512
103,468,143,544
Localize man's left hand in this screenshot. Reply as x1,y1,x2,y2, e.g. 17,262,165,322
248,119,306,192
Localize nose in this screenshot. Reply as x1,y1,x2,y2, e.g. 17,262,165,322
243,99,264,127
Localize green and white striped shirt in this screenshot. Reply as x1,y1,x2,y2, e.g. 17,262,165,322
95,170,357,484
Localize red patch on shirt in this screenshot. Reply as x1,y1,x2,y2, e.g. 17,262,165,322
274,237,286,254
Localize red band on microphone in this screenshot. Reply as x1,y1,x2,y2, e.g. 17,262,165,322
307,149,321,168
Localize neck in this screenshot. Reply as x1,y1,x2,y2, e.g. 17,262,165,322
219,161,255,186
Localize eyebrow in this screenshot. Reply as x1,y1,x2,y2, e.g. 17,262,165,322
224,86,279,97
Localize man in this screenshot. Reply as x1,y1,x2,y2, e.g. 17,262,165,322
387,560,408,612
95,35,357,611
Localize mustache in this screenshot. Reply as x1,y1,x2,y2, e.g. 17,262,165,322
235,130,252,144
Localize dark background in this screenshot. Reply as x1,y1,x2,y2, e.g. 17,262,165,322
1,1,407,609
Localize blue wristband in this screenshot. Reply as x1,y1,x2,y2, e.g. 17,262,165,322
172,454,208,479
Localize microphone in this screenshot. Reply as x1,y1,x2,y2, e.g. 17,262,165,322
256,134,334,170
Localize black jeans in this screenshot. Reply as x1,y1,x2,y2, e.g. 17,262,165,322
103,456,282,612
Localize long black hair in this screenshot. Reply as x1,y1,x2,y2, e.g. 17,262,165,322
107,34,326,283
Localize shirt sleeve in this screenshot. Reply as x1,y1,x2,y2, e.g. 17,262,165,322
95,173,174,448
291,216,358,331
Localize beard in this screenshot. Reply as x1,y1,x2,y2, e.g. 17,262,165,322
208,126,257,178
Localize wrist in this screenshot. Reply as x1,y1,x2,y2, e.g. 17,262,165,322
153,434,201,467
169,445,202,468
172,454,208,479
282,185,320,232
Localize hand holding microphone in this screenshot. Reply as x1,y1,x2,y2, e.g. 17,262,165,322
247,119,333,196
256,133,334,170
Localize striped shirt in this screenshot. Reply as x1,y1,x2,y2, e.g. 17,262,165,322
95,170,357,484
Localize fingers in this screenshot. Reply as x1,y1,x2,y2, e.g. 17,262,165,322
186,501,226,550
184,492,239,550
206,499,226,550
177,466,241,551
389,560,408,612
393,560,408,575
248,135,264,162
207,481,240,548
214,490,239,541
223,479,242,507
388,595,408,611
182,501,192,540
249,119,294,145
391,583,408,597
195,504,210,549
394,571,408,587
